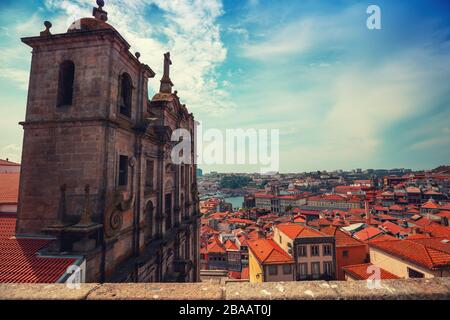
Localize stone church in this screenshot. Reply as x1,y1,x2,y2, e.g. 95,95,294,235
16,0,200,283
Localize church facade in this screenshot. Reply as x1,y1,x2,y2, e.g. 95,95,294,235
16,1,200,283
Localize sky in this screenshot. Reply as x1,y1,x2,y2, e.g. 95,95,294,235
0,0,449,173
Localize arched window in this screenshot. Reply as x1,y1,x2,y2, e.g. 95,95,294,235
57,60,75,107
145,201,154,240
119,73,132,117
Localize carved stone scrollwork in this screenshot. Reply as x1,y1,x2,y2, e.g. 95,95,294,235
104,190,136,239
191,181,199,203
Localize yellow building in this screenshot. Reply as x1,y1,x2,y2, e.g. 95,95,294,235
369,237,450,278
248,239,294,282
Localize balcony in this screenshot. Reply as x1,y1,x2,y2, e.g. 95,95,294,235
1,278,449,300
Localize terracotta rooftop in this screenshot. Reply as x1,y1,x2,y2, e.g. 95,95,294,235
321,226,364,247
353,227,384,241
247,239,293,265
422,200,440,210
370,237,450,270
276,223,326,240
343,263,400,280
224,239,239,251
0,214,78,283
0,173,20,205
207,236,226,254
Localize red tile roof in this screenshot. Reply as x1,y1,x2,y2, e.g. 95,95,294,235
421,224,450,238
276,223,326,240
370,238,450,270
321,226,365,247
224,239,239,251
0,214,78,283
343,263,399,280
247,239,293,265
437,211,450,219
422,200,440,209
370,234,398,242
207,236,226,254
0,173,20,205
381,221,408,235
354,227,384,241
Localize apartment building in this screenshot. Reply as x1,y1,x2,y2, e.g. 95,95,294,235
247,239,294,282
273,223,336,280
370,237,450,278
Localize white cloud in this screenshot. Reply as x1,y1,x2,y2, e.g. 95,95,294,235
42,0,231,114
241,6,360,60
0,68,29,90
0,144,22,163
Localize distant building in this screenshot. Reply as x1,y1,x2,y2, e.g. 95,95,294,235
343,263,399,281
247,239,294,282
273,223,336,280
0,159,20,174
321,226,368,280
0,173,19,214
370,238,450,278
196,168,203,177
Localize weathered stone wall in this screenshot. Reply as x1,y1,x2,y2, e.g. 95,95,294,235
0,278,449,300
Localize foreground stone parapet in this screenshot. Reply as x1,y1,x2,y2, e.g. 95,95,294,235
0,283,100,300
87,283,225,300
0,278,449,300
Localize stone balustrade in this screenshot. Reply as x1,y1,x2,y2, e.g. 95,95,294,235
0,278,449,300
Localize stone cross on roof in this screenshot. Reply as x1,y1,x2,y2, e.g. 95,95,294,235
160,52,174,93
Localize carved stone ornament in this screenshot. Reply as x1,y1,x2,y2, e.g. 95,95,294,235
129,156,137,168
104,190,136,238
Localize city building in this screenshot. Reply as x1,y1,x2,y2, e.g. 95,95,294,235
0,173,19,214
273,223,336,280
342,263,399,281
370,238,450,278
13,0,200,283
248,238,294,282
0,159,20,174
321,226,368,280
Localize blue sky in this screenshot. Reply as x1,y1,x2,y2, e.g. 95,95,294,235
0,0,449,173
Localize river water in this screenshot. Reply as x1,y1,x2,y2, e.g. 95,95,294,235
223,196,244,210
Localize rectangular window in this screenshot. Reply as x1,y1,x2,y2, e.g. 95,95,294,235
323,244,332,256
268,265,277,276
407,268,424,279
145,160,154,188
118,155,128,186
311,262,320,277
323,262,333,276
298,245,307,257
311,245,320,257
299,263,308,277
282,264,292,275
343,250,349,258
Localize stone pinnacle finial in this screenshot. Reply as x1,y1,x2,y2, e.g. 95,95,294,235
40,21,52,36
79,184,92,225
160,52,174,93
135,52,141,60
93,0,108,22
